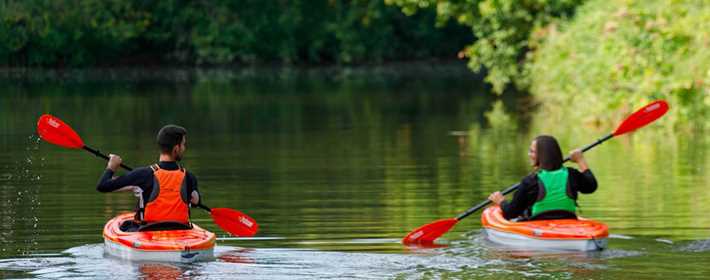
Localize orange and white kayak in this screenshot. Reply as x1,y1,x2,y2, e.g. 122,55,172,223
481,206,608,251
103,213,216,262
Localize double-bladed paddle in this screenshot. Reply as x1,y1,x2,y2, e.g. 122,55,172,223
36,114,259,237
402,100,669,245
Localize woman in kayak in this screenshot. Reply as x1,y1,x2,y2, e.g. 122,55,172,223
487,135,597,221
96,125,200,231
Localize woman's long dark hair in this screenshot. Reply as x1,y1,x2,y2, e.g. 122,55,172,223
534,135,563,171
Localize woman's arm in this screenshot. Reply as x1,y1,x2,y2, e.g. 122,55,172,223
489,175,538,220
569,149,589,172
568,149,597,193
569,168,598,194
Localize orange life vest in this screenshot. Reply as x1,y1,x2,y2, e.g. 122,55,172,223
142,164,190,224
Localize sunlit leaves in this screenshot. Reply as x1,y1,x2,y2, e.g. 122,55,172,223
388,0,585,94
529,0,709,129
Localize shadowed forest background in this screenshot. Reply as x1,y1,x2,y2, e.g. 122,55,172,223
0,0,706,129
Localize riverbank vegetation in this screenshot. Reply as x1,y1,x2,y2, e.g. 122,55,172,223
391,0,707,130
528,0,708,130
0,0,470,66
388,0,583,93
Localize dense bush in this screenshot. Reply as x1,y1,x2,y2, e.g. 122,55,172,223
0,0,150,66
389,0,707,129
388,0,584,93
0,0,471,66
529,0,709,129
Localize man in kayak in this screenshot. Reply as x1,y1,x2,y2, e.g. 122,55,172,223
487,135,597,221
96,125,200,231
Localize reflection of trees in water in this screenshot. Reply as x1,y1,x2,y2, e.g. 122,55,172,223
136,248,257,279
139,263,185,280
0,65,506,252
218,248,256,264
0,68,707,254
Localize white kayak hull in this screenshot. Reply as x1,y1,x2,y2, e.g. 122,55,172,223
104,238,214,263
483,228,608,251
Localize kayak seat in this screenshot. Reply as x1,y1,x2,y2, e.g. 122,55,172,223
529,210,577,221
138,221,193,232
119,220,192,232
119,220,141,232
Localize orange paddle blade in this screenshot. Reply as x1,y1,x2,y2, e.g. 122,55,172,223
613,100,669,136
210,208,259,237
402,218,458,245
37,114,85,149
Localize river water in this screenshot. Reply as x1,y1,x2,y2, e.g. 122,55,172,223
0,65,708,279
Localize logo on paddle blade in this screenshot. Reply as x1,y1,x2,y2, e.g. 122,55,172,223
239,216,254,228
645,103,661,112
47,118,60,128
408,231,424,240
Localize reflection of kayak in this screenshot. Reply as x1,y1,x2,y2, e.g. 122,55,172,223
481,206,608,251
103,213,216,262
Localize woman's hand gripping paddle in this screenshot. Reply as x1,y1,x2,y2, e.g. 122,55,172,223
402,100,669,245
36,114,259,237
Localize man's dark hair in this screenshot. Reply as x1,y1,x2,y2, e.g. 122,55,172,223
157,125,187,153
534,135,563,170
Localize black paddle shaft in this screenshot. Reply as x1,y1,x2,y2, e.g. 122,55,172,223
455,133,613,221
82,145,213,211
83,146,134,171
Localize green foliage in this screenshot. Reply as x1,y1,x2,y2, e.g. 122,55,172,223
0,0,150,66
0,0,471,66
529,0,709,129
387,0,584,93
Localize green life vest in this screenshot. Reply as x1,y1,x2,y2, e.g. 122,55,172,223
531,167,576,217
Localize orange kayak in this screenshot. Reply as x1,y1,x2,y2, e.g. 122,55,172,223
103,213,216,262
481,206,608,251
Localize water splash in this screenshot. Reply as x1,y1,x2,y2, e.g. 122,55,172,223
0,134,44,257
677,239,710,252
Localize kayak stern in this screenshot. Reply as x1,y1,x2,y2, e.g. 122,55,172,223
103,213,216,263
481,206,608,252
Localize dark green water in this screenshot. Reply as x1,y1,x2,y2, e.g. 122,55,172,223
0,65,708,279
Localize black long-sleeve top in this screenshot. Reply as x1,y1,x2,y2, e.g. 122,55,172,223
96,161,199,208
500,168,597,220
